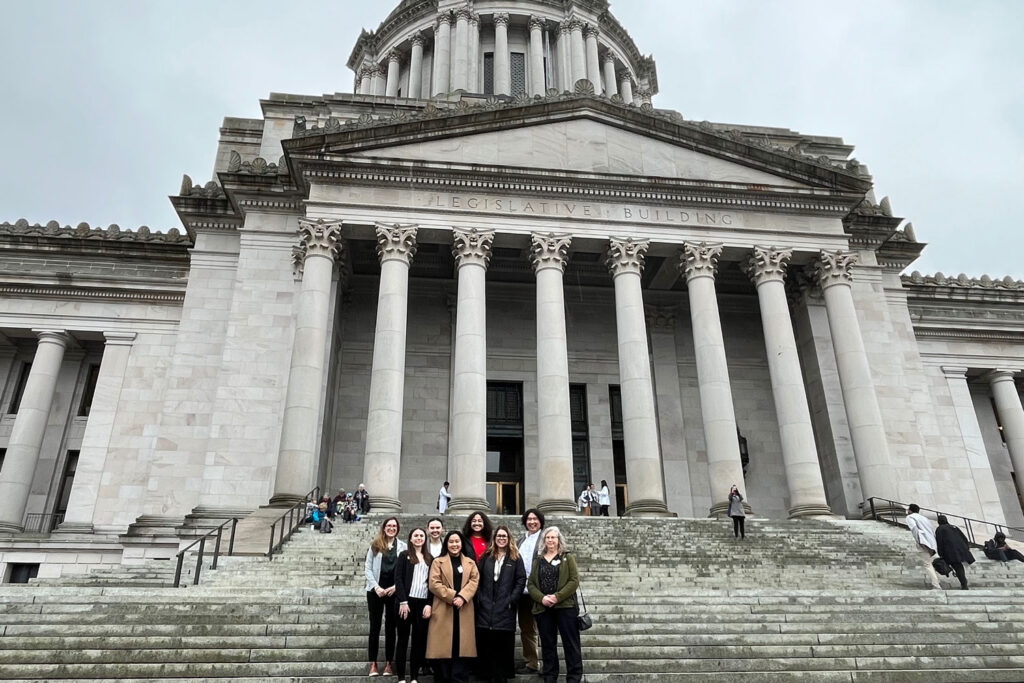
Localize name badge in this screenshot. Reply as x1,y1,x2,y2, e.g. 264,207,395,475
551,559,561,566
456,565,463,574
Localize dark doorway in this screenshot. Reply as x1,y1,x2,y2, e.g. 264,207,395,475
486,382,524,515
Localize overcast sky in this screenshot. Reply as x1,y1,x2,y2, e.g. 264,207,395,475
1,1,1021,278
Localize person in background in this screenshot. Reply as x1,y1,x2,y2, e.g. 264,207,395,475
426,530,480,683
935,515,975,590
597,480,611,517
476,525,527,683
365,517,406,676
427,517,446,558
528,526,583,683
906,503,941,590
331,488,347,516
438,481,452,514
355,484,371,515
516,508,545,676
985,531,1024,563
462,511,493,562
312,502,333,533
395,527,433,683
727,485,746,539
576,485,592,516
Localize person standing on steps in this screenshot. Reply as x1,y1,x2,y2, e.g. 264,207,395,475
516,508,545,676
395,527,433,683
727,485,746,539
906,503,942,590
438,481,452,514
528,526,584,683
597,480,611,517
935,515,975,590
461,511,493,562
365,517,406,676
427,530,480,683
355,483,371,515
427,517,446,558
576,484,592,516
475,525,527,683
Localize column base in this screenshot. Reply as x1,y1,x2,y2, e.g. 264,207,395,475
536,499,579,516
447,497,491,515
0,521,25,534
709,501,753,518
268,494,307,508
54,522,94,535
624,499,675,518
788,503,834,518
365,496,403,513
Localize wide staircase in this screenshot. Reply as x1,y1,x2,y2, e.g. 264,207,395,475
2,515,1023,681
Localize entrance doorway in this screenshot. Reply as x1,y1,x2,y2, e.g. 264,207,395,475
487,382,524,515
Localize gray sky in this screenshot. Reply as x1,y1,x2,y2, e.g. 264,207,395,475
1,0,1021,278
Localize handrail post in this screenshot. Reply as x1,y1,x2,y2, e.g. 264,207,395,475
212,525,224,570
173,553,185,588
228,518,238,556
869,498,877,521
194,537,206,586
269,521,276,560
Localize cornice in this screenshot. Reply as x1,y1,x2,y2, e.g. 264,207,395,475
912,327,1024,344
0,283,185,305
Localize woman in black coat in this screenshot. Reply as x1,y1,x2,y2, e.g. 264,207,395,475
935,515,975,590
475,524,527,683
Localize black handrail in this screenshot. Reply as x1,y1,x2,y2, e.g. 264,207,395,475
866,496,1024,546
173,518,239,588
267,486,320,561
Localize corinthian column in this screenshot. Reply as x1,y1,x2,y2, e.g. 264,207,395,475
448,229,495,513
584,25,601,93
363,224,418,512
530,233,578,514
359,68,372,95
453,8,470,91
386,51,402,97
603,54,618,98
606,238,670,516
372,66,386,96
529,17,546,96
680,243,747,517
433,14,452,95
619,71,634,104
409,35,424,98
468,14,480,91
494,13,511,95
814,250,896,515
0,330,70,532
558,22,572,90
569,20,586,85
745,247,831,517
271,219,344,506
987,370,1024,501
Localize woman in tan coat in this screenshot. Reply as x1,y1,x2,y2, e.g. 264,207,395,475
426,530,480,683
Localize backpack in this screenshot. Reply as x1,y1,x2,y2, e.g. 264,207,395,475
932,557,952,577
983,540,1000,560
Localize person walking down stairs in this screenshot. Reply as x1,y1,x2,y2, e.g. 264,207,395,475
935,515,975,590
728,485,746,539
906,504,942,590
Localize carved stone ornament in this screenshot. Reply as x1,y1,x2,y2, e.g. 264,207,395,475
410,33,425,47
814,250,859,289
387,50,402,64
680,242,723,282
435,12,452,28
559,21,572,35
297,218,344,261
574,79,596,95
583,24,599,39
452,228,495,269
745,246,793,286
493,12,510,26
529,233,572,273
375,223,419,265
645,305,677,331
606,237,649,277
528,16,545,31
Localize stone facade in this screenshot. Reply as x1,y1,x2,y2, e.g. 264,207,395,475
2,0,1024,577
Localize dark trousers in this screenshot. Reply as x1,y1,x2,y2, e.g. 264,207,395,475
436,657,472,683
732,516,745,538
366,590,397,663
478,627,516,681
395,596,429,679
950,561,968,589
599,505,609,517
536,608,583,683
995,548,1024,562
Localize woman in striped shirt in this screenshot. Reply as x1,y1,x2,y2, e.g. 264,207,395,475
394,528,433,683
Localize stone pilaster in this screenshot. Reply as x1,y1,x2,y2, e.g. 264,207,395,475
448,228,495,514
530,233,577,514
745,247,831,517
362,224,418,512
606,238,671,516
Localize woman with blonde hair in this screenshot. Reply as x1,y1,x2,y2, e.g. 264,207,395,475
364,517,406,676
528,526,583,683
475,524,527,682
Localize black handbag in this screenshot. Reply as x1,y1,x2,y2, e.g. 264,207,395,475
576,586,593,631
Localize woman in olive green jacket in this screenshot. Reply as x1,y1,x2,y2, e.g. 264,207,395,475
527,526,583,683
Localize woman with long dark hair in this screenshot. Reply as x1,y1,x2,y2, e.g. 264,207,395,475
461,511,493,561
364,517,406,676
427,531,480,683
394,527,433,683
476,524,527,683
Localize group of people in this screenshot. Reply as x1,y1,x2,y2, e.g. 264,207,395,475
306,484,372,531
364,510,584,683
576,481,611,516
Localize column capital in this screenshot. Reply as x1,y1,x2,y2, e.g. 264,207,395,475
468,12,479,27
583,23,599,39
410,33,425,47
814,249,858,289
617,69,633,82
603,52,616,66
436,12,453,28
452,228,495,269
455,7,473,22
940,365,970,379
745,246,793,286
559,20,572,35
530,232,572,273
103,332,137,347
679,242,723,282
297,218,344,261
986,369,1020,384
375,223,419,265
387,50,402,64
493,12,510,26
645,305,677,331
32,329,71,347
606,237,649,278
529,16,545,31
567,18,584,32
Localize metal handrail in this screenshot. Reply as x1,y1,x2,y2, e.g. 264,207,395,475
173,518,239,588
267,486,320,561
866,496,1024,546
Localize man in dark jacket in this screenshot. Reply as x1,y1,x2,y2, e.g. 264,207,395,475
935,515,975,590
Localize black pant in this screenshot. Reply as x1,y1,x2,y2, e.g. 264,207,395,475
436,657,472,683
950,561,968,589
477,627,516,681
732,516,745,538
995,548,1024,562
536,608,583,683
367,590,397,663
395,596,429,679
600,505,609,517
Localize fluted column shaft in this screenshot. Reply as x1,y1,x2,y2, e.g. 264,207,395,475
453,9,470,91
569,21,586,84
363,225,418,512
359,69,372,95
433,15,452,95
58,332,136,533
607,238,670,516
409,35,424,98
468,15,480,91
681,244,747,517
558,24,571,90
529,18,546,96
619,73,634,104
746,247,831,517
272,220,344,506
0,330,70,532
815,250,895,513
448,229,495,513
386,51,401,97
988,370,1024,495
603,55,618,97
584,26,601,93
494,14,511,95
531,234,578,514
